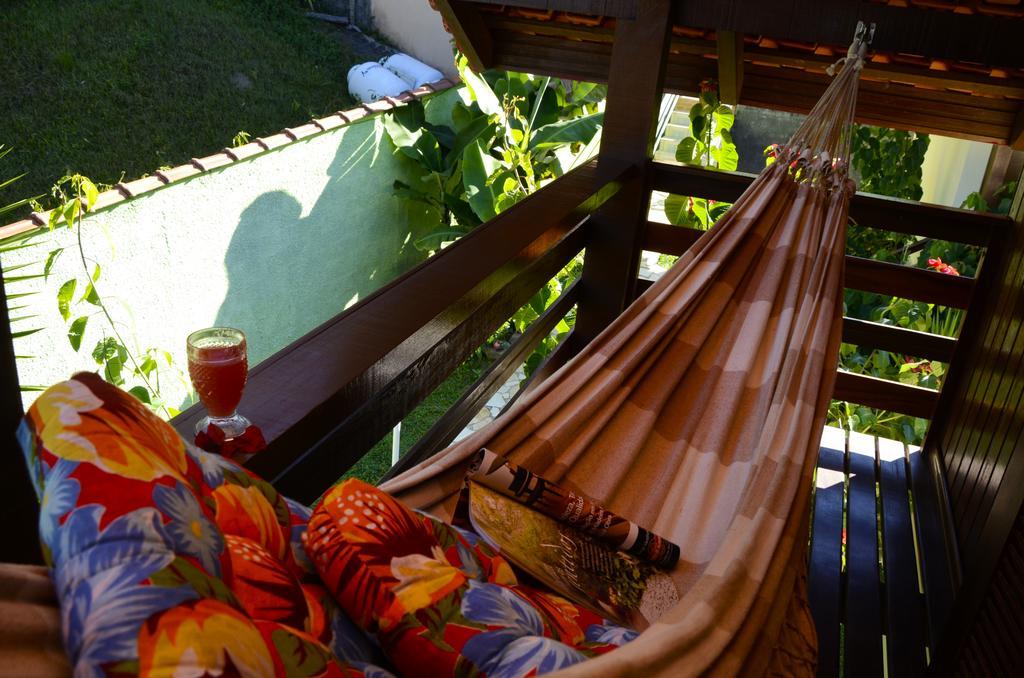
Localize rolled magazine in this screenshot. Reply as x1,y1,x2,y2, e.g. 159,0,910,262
467,448,680,569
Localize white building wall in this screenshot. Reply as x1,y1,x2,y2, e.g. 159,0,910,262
920,135,992,208
372,1,457,79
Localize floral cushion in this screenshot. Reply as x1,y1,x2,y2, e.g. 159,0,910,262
305,479,639,677
19,373,389,677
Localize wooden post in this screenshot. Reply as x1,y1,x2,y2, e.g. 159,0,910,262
432,0,494,71
0,266,41,564
925,169,1024,671
717,31,744,106
571,0,671,349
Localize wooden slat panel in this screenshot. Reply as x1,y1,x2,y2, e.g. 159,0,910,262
640,223,975,309
878,435,929,675
906,443,959,653
269,224,586,502
940,213,1024,550
642,221,702,256
651,162,1006,247
844,431,884,676
842,317,957,363
845,256,975,309
382,280,579,481
833,371,939,420
808,426,846,678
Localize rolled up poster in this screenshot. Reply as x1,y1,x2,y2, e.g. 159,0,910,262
467,448,680,569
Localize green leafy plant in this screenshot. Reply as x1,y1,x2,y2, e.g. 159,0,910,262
664,81,737,231
384,54,604,378
46,174,184,415
674,81,738,171
383,53,604,252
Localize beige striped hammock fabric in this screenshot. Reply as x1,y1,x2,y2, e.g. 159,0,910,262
382,56,866,676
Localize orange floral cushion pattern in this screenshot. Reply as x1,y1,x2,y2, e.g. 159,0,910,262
305,479,638,677
19,374,388,677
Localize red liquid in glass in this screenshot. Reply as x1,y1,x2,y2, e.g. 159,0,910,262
188,342,248,417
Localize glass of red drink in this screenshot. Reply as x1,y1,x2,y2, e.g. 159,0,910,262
187,327,250,438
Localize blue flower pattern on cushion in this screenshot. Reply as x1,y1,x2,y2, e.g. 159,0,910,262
461,580,587,676
585,622,640,646
39,459,80,549
51,505,196,678
152,482,224,576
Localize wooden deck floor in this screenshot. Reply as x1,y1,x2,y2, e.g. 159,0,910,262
809,426,933,677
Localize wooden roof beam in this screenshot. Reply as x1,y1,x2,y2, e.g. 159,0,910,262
716,30,744,106
1011,108,1024,151
434,1,495,71
674,0,1024,69
461,0,637,18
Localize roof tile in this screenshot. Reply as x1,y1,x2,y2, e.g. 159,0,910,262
224,142,265,161
192,153,235,172
255,133,293,150
1,78,454,235
285,123,323,140
119,175,169,197
0,219,40,241
92,189,126,211
154,165,202,184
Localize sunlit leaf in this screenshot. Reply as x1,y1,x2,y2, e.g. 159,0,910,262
57,279,76,320
68,316,88,351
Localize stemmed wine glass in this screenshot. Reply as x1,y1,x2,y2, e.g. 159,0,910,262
187,327,250,438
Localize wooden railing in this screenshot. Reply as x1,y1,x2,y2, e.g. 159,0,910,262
171,159,634,503
642,161,1011,421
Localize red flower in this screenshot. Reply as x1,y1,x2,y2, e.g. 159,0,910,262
699,78,717,93
927,257,960,276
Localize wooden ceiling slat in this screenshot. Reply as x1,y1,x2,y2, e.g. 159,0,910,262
455,0,1024,144
672,0,1024,69
464,0,637,19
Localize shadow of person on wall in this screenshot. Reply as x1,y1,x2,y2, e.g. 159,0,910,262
213,190,306,367
212,124,434,380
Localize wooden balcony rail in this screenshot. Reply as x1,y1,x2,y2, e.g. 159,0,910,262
651,162,1006,246
172,160,632,503
637,161,1010,421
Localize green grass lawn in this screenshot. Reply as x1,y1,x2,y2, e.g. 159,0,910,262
0,0,358,214
342,360,483,486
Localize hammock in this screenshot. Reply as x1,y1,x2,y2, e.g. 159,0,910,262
380,35,869,677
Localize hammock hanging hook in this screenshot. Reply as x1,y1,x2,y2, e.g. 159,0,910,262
848,21,876,62
828,21,876,75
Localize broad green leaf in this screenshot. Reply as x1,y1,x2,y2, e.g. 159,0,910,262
663,194,690,226
716,142,739,171
80,178,99,210
57,279,76,320
457,54,503,119
462,140,504,221
713,107,735,132
68,316,88,351
104,357,124,386
529,112,604,150
392,180,441,209
446,114,499,172
675,137,698,165
413,229,470,252
44,248,63,279
690,115,707,139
